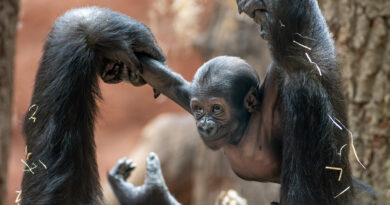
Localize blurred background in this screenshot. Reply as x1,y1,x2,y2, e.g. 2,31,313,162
0,0,389,204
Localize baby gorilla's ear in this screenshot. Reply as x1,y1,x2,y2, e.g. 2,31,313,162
244,87,259,112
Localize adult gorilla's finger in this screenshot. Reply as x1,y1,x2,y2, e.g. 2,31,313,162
131,21,166,64
236,0,267,18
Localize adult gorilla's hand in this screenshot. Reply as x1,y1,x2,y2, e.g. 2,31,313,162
236,0,271,40
97,8,166,86
121,19,166,86
236,0,267,18
130,20,166,65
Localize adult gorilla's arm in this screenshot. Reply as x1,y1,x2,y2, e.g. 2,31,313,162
20,7,167,204
238,0,353,204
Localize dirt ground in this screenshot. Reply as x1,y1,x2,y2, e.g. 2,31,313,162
7,0,213,203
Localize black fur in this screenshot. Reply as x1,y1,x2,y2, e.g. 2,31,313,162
261,0,353,204
20,7,164,205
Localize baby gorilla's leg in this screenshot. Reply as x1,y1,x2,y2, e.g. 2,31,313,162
144,153,167,187
108,153,180,205
108,157,140,204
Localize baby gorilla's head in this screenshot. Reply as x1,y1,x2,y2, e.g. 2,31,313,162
190,56,260,149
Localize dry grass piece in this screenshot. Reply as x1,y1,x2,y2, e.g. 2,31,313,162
334,186,351,199
15,190,22,204
305,52,322,76
28,104,39,123
21,159,37,175
325,166,343,181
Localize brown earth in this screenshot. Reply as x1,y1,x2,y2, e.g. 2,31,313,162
7,0,214,203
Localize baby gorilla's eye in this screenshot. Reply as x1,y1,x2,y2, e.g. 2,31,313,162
212,104,224,114
193,105,203,114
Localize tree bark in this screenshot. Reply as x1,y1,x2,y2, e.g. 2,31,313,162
0,0,19,204
321,0,390,204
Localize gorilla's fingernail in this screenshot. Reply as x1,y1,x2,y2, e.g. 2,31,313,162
153,88,161,99
148,152,157,160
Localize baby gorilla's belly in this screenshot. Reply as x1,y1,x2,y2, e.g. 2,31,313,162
223,142,280,182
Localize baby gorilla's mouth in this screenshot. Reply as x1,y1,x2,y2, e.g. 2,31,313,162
201,132,245,150
200,132,230,150
201,132,227,142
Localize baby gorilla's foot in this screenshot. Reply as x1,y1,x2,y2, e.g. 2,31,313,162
109,157,136,181
144,152,167,188
108,153,180,205
141,153,180,205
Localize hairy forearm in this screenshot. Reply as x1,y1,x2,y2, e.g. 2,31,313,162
266,0,336,73
139,56,192,112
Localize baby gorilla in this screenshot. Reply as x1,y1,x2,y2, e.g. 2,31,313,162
138,55,281,182
108,152,180,205
108,56,279,204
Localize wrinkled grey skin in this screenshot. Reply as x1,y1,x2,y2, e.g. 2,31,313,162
108,153,180,205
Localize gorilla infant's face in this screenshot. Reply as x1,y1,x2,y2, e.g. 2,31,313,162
190,93,248,150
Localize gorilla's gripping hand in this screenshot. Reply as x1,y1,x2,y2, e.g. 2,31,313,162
236,0,271,39
57,7,166,86
108,153,180,205
96,8,166,85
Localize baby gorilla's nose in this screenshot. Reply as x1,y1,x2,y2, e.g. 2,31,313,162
197,119,217,137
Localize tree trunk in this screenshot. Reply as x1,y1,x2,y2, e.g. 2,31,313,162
321,1,390,204
0,0,19,204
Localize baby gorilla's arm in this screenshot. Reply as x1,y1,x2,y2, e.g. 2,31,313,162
108,153,180,205
137,55,192,113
